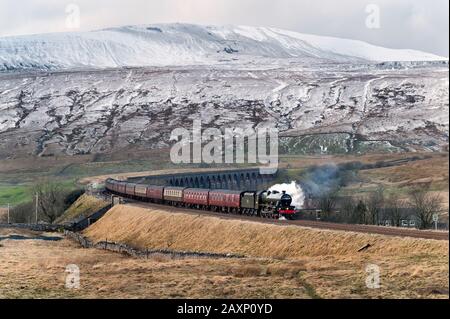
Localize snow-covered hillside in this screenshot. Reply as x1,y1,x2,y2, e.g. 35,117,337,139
0,63,447,159
0,23,446,71
0,24,447,159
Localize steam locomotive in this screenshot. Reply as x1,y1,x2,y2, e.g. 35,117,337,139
105,178,298,219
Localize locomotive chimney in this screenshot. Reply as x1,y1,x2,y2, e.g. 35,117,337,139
282,190,286,194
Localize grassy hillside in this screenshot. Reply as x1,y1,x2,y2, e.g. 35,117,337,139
0,184,29,206
56,194,109,224
83,204,449,298
85,205,447,258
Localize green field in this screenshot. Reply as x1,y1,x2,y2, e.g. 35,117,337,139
0,184,30,206
0,156,242,206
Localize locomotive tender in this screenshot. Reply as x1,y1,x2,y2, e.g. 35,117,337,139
105,178,297,219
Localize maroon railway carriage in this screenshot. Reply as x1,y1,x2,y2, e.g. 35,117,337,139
112,181,117,193
132,184,164,202
117,181,127,194
183,188,210,207
107,179,128,196
209,189,242,213
105,178,115,193
146,185,165,201
125,183,137,197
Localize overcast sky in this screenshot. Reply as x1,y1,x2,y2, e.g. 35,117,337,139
0,0,448,57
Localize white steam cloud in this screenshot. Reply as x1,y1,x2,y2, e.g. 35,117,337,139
269,181,305,208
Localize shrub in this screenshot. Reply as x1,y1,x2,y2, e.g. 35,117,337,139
10,201,35,223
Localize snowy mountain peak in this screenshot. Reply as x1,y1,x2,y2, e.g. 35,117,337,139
0,23,446,71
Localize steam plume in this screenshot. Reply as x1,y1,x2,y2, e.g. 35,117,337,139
269,181,305,208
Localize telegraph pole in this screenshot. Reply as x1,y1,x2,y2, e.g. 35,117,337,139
433,213,439,231
35,193,39,224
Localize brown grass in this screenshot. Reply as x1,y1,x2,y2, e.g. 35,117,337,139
84,205,448,259
0,148,171,173
79,204,449,298
0,228,313,299
79,152,447,185
0,154,92,173
358,154,449,211
1,214,448,299
55,194,109,224
280,152,447,169
359,154,449,189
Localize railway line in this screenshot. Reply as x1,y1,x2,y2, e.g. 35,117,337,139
101,173,449,242
125,200,449,241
